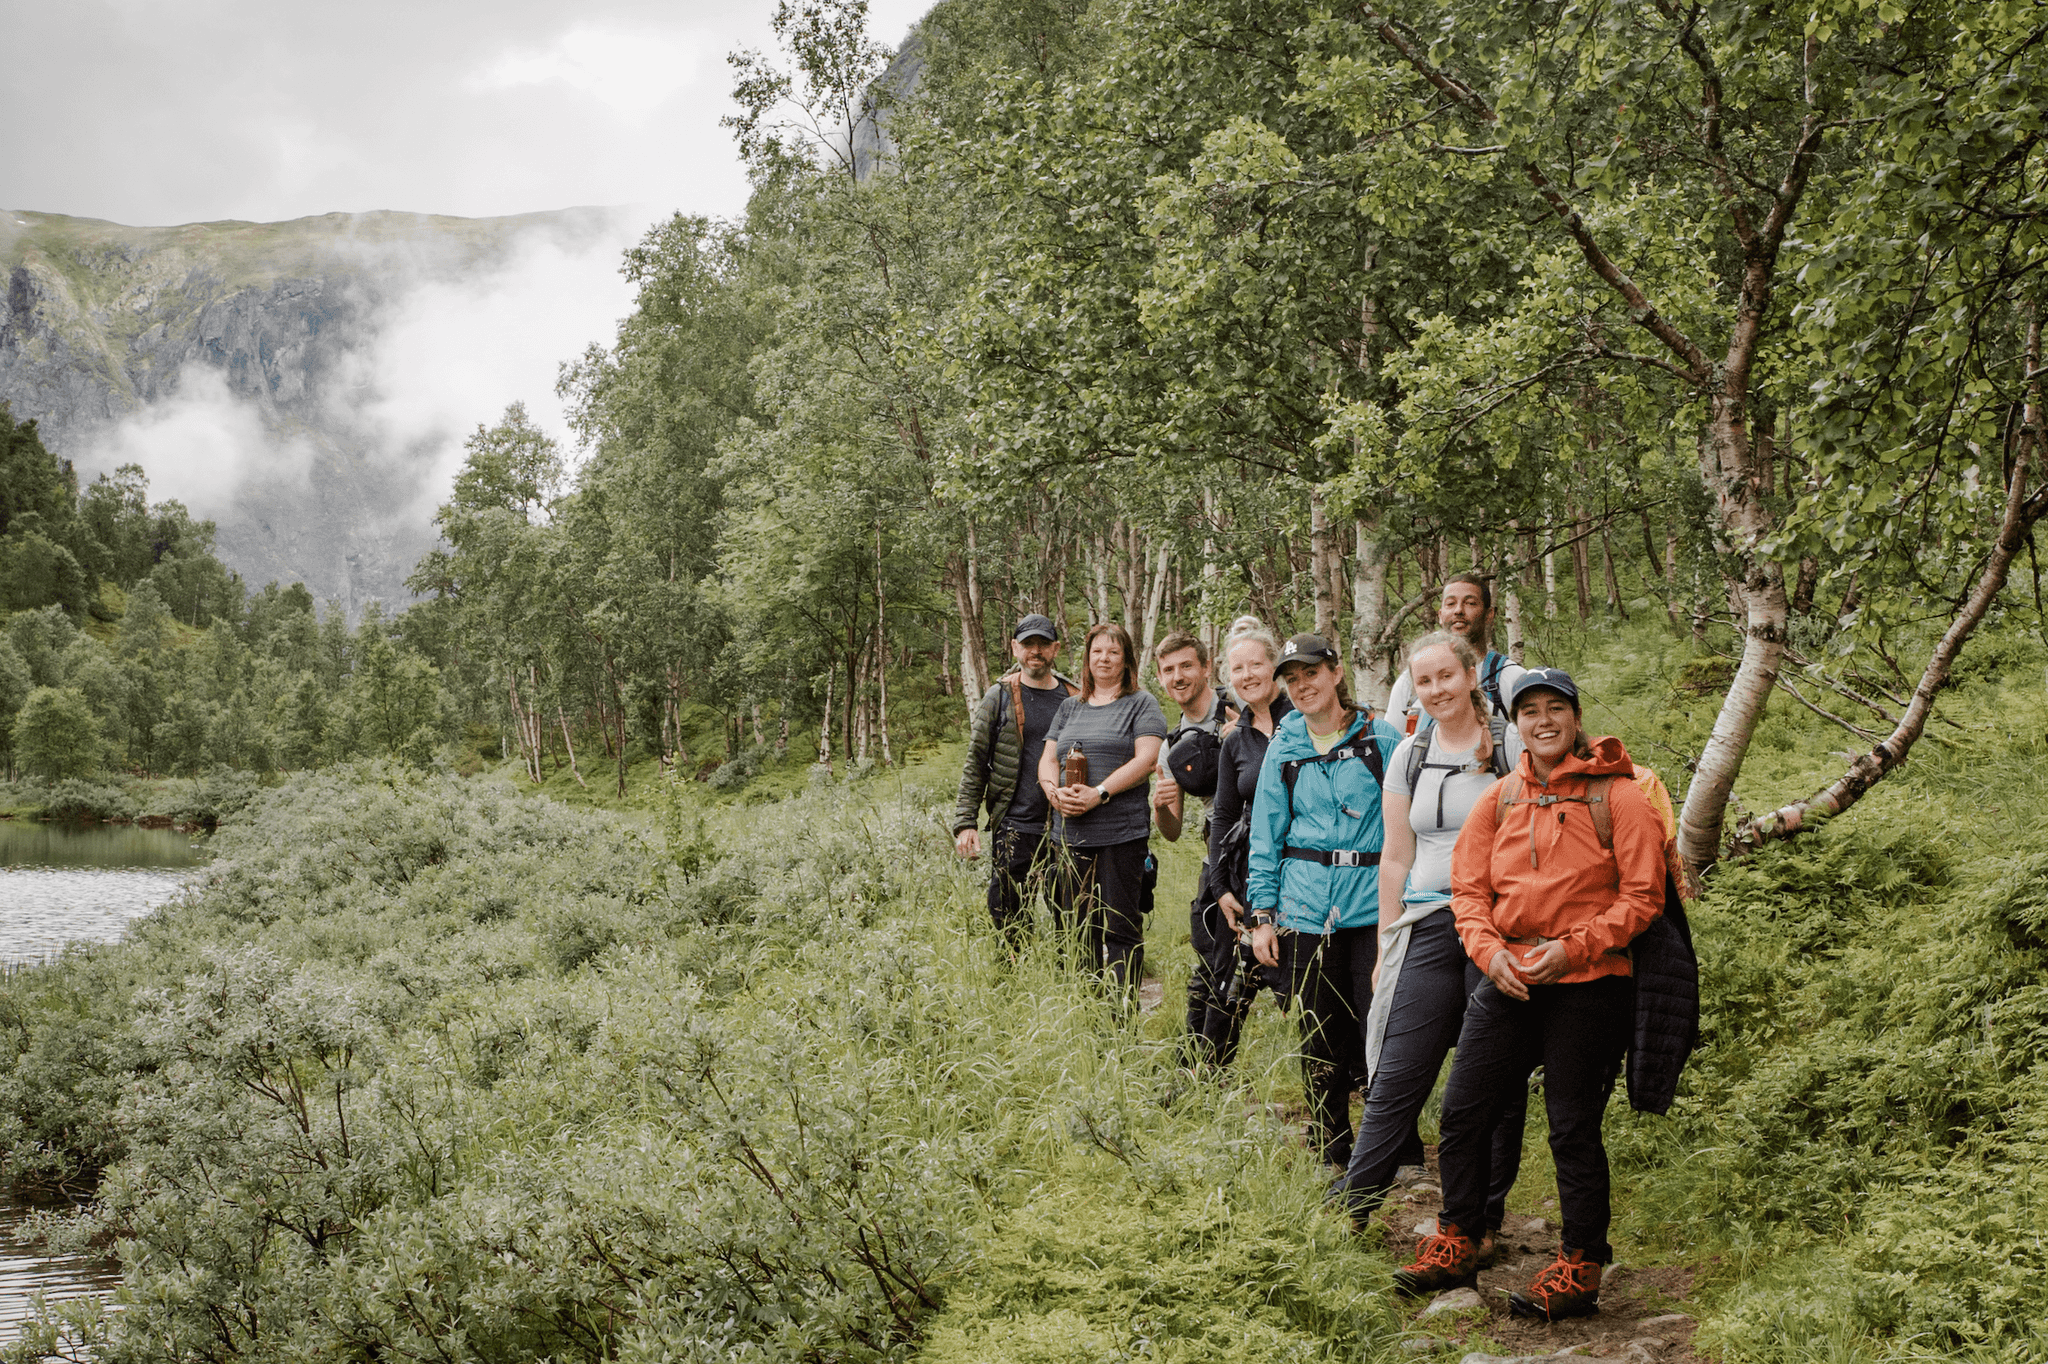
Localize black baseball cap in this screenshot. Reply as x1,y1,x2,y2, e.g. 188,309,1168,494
1275,632,1340,673
1013,613,1060,643
1509,667,1580,711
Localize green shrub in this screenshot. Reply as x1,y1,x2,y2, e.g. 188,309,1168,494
36,778,137,822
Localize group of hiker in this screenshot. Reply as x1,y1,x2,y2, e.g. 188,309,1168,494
952,578,1700,1322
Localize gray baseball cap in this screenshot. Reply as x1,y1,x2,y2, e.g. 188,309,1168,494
1013,613,1060,642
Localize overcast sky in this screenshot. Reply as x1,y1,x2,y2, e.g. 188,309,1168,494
2,0,932,228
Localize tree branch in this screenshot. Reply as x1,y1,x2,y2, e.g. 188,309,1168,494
1353,3,1714,382
1729,309,2047,856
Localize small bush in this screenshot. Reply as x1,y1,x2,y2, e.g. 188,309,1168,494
37,779,137,822
706,742,770,792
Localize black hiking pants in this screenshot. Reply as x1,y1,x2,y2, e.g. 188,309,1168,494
1438,973,1631,1262
1331,910,1526,1226
987,826,1053,949
1053,837,1149,1007
1281,925,1416,1169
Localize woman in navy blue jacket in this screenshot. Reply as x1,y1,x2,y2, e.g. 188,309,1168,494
1245,633,1401,1168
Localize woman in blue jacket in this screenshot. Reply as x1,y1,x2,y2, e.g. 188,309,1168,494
1247,633,1403,1168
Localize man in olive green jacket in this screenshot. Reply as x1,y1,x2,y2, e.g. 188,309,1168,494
953,614,1079,945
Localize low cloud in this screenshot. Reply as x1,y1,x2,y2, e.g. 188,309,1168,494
340,214,645,527
85,366,319,518
74,210,647,609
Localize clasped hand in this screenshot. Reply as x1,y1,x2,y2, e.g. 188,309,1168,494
1046,782,1104,817
1485,939,1569,1001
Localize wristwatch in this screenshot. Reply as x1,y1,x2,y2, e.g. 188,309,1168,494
1251,908,1277,928
1095,783,1111,806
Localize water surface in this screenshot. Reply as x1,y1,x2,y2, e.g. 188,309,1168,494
0,1193,118,1341
0,820,203,966
0,820,196,1337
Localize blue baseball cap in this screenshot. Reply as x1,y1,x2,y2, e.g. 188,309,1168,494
1509,667,1580,712
1013,613,1060,642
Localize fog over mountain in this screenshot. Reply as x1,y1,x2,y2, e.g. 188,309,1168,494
0,207,645,613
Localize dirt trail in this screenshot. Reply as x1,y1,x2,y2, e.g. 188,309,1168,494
1379,1149,1705,1362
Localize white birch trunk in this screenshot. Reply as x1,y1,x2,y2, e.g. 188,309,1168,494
1138,542,1170,682
1349,517,1393,706
1309,487,1336,637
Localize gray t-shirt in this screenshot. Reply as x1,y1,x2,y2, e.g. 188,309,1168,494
1047,690,1171,848
1385,729,1504,902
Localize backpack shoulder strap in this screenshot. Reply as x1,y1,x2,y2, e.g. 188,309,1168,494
1495,772,1523,823
1481,651,1509,716
1486,715,1512,776
1404,719,1434,792
1583,774,1616,850
1279,713,1384,825
1005,674,1026,749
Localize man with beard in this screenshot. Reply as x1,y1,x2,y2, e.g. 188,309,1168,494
953,614,1081,947
1385,574,1526,754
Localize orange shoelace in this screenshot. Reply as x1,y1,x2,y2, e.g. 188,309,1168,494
1527,1253,1599,1299
1409,1233,1471,1273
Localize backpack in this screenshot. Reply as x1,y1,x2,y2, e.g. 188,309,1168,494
1403,714,1513,830
1479,650,1512,719
1491,761,1701,1115
1164,700,1239,800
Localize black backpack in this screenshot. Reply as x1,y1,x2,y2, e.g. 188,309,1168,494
1164,701,1238,800
1403,715,1513,829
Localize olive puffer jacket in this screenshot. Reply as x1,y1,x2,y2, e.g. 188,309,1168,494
952,671,1080,834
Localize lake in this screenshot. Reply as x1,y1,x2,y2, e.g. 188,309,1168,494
1,818,205,1340
0,820,204,967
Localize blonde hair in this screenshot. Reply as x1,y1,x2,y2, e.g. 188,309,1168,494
1407,629,1495,767
1223,617,1279,665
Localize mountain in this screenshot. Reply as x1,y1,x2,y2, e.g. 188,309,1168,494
0,207,634,613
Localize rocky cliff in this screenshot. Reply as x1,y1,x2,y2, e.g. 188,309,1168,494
0,207,630,613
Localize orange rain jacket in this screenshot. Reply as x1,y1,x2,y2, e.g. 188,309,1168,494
1450,736,1665,984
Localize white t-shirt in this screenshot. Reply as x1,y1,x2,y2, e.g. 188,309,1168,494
1386,651,1527,734
1384,728,1509,902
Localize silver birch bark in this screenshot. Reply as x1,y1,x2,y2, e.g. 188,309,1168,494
1349,517,1393,706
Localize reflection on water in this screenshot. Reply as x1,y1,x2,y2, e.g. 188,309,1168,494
0,820,204,967
0,1192,119,1341
0,820,205,869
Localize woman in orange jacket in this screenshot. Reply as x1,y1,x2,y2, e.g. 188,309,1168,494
1393,668,1666,1320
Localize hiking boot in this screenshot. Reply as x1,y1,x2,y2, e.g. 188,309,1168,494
1507,1246,1603,1320
1475,1226,1507,1268
1392,1222,1478,1297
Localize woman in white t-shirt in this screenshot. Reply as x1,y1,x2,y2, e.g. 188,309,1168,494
1330,631,1528,1256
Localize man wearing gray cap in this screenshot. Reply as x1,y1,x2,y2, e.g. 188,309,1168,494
953,614,1081,947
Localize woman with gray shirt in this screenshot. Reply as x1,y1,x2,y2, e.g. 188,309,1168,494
1038,622,1169,1008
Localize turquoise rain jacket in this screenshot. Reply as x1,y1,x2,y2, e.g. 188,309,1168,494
1245,708,1402,935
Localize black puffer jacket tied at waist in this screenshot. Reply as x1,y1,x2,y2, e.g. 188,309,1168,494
1626,871,1700,1116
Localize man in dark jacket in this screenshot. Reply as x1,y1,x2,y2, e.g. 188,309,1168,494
953,614,1080,945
